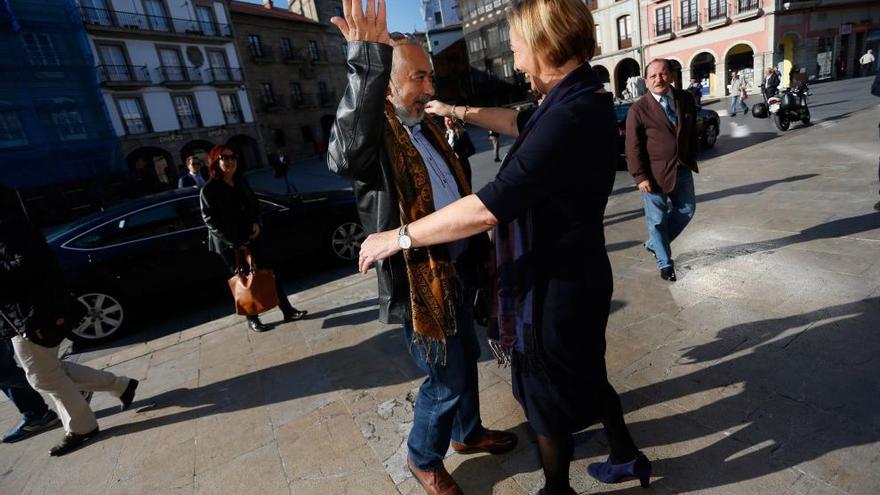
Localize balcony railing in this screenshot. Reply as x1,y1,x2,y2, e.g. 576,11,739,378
158,66,203,85
282,50,306,63
206,67,243,84
223,110,243,125
679,11,700,30
80,7,232,38
308,48,329,63
123,116,151,135
249,44,274,62
619,37,632,50
97,64,151,85
318,91,337,107
655,22,673,37
735,0,760,15
177,114,201,129
260,93,284,111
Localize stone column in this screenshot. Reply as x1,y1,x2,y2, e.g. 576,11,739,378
715,61,727,96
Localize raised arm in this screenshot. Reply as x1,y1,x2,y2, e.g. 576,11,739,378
426,101,520,137
327,0,393,181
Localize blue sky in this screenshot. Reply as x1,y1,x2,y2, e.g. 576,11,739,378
246,1,426,33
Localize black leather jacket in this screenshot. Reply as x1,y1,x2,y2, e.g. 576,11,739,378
327,42,409,323
328,42,491,324
199,177,261,257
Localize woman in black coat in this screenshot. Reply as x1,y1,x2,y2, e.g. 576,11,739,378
199,145,306,332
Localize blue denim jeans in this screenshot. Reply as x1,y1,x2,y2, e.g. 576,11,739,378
0,338,49,419
642,166,696,269
730,95,748,115
405,287,483,470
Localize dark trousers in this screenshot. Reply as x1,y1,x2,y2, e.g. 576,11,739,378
0,338,49,419
219,242,294,319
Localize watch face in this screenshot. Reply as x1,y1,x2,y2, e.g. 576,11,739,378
398,235,412,250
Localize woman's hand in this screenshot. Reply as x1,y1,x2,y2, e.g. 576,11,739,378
357,229,400,274
425,100,454,118
330,0,391,45
250,223,261,240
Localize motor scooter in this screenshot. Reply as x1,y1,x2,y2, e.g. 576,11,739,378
753,81,812,131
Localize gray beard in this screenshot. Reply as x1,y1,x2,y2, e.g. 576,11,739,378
391,94,425,127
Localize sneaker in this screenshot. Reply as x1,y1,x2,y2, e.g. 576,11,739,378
119,379,138,412
49,426,100,456
2,410,60,443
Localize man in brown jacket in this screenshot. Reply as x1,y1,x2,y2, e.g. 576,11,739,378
625,58,699,281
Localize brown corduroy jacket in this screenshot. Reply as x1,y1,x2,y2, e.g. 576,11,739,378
625,88,699,194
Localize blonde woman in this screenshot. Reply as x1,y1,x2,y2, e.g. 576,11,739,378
358,0,651,493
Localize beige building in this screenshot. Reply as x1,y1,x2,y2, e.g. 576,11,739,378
230,0,346,161
587,0,647,97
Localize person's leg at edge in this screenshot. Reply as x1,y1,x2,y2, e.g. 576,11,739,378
0,338,49,419
642,191,672,269
730,96,738,115
405,321,470,471
536,433,574,495
450,288,482,444
596,381,639,463
11,336,97,435
667,167,696,243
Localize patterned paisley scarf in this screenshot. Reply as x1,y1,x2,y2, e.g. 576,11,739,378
382,101,473,364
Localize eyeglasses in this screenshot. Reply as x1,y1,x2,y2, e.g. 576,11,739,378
219,154,238,161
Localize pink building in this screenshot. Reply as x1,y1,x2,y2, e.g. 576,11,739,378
640,0,880,98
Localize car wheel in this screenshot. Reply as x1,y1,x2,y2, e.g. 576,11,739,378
702,122,718,148
70,291,126,344
801,108,811,125
330,221,365,261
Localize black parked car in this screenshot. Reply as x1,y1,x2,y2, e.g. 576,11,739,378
614,102,720,169
45,189,364,344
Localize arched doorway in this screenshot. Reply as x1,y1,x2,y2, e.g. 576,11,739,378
126,147,175,195
593,64,612,93
726,43,755,93
691,52,716,96
781,33,799,88
614,58,641,97
226,135,262,171
668,59,683,89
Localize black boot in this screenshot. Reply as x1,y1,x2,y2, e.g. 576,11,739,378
282,308,308,322
49,427,100,456
247,316,269,332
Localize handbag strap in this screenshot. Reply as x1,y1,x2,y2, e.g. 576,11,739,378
0,310,25,339
233,246,257,273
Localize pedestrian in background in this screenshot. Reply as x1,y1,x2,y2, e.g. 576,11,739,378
626,59,700,282
361,0,652,492
687,78,702,106
444,116,476,184
860,49,875,77
1,337,60,443
764,67,780,98
0,183,138,456
729,70,748,116
488,129,501,162
177,155,207,189
199,145,307,333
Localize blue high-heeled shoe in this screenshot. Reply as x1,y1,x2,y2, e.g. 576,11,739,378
587,452,652,488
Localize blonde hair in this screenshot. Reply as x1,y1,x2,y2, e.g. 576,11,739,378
507,0,596,68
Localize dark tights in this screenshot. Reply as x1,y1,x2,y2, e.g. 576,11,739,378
536,382,638,494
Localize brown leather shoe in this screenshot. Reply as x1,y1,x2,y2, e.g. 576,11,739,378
451,429,518,455
407,457,463,495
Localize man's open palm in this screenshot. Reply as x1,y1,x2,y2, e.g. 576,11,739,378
331,0,391,45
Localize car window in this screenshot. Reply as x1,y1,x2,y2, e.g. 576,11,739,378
68,198,201,248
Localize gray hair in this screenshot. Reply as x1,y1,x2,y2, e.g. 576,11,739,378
390,38,429,81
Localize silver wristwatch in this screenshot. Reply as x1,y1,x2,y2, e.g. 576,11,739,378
397,224,412,250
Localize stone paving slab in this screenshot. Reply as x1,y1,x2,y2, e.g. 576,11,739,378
1,106,878,494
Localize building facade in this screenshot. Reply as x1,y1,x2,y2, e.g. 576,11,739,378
458,0,529,105
231,0,346,161
423,0,462,31
76,0,261,193
0,0,125,224
589,0,646,97
640,0,879,99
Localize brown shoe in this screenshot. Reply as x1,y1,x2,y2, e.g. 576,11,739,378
451,429,518,455
407,457,463,495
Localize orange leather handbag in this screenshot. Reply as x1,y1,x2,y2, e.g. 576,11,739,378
227,247,279,316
